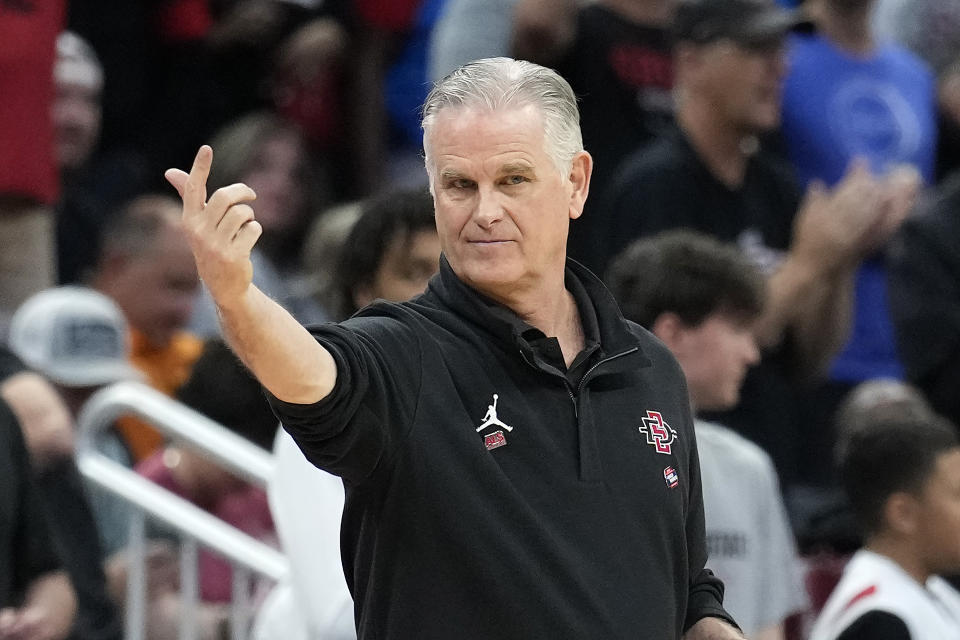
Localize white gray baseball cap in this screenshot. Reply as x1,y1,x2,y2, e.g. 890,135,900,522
8,286,143,387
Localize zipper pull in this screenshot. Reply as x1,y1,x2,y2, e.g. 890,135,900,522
567,386,578,418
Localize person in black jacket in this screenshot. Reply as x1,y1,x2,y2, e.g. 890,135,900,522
0,396,77,640
888,171,960,431
166,56,741,639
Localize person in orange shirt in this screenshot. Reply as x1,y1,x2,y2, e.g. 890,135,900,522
90,194,204,460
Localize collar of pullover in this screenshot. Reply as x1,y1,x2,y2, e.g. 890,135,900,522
426,254,650,368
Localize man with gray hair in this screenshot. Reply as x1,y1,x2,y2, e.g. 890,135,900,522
166,57,741,639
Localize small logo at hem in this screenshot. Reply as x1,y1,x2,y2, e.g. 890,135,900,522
664,466,679,489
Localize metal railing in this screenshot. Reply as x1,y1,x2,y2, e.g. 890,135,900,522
75,381,288,640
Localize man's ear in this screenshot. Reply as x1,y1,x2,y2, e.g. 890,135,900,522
883,492,921,536
651,312,686,350
567,150,593,221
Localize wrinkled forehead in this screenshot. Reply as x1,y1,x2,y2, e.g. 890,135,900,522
422,103,546,169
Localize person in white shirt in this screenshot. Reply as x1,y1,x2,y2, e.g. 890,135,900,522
809,382,960,640
607,230,808,640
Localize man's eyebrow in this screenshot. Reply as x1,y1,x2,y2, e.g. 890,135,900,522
439,168,470,181
499,162,535,176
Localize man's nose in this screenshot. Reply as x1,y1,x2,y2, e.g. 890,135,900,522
474,187,504,228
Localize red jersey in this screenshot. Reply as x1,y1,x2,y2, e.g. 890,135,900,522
0,0,65,205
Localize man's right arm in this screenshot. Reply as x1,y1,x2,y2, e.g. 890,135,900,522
216,285,336,404
166,146,335,405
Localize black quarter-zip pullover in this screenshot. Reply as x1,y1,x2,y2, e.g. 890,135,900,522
268,256,734,639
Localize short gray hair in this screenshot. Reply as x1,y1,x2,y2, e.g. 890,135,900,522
421,57,583,173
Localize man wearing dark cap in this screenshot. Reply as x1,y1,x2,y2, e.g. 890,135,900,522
599,0,912,498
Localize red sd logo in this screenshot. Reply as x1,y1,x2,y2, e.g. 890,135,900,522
639,410,678,455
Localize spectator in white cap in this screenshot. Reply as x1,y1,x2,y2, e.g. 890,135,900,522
9,285,142,555
7,285,139,640
11,286,142,392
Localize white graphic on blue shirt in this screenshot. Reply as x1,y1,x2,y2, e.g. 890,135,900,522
828,77,922,172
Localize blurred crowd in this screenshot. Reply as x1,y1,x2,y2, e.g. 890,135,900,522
3,0,960,638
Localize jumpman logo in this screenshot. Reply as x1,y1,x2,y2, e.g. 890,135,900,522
476,394,513,432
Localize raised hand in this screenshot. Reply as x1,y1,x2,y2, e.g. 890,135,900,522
165,146,262,307
165,146,336,406
863,163,921,253
791,160,884,273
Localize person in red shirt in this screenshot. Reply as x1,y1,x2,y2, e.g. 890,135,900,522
0,0,66,335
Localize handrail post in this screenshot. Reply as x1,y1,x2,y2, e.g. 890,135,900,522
231,565,252,640
125,511,147,640
179,537,199,640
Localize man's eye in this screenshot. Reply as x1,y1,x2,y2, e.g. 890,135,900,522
447,179,474,190
505,175,527,185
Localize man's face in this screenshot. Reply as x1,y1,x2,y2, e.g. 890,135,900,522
354,228,441,309
425,105,590,299
916,448,960,575
667,312,760,412
688,38,787,134
111,223,199,348
52,80,101,171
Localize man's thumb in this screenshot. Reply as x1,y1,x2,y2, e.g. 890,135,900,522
164,168,189,198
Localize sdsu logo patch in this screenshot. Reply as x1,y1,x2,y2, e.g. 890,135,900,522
639,410,677,455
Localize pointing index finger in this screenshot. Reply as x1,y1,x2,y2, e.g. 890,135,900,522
184,145,213,215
